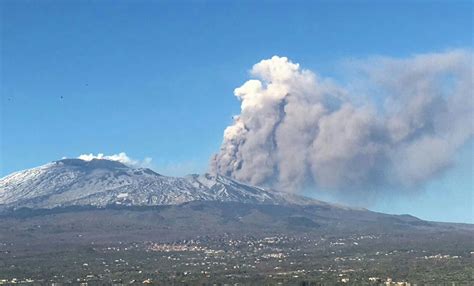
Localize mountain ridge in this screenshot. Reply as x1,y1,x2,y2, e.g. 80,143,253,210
0,158,346,211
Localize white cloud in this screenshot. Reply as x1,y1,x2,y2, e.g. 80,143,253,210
77,152,152,168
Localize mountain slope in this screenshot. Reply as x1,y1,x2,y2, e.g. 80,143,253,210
2,159,473,285
0,158,329,210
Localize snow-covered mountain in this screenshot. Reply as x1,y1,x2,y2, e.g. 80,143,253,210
0,158,327,210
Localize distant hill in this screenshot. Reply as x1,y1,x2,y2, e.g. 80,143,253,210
1,158,472,236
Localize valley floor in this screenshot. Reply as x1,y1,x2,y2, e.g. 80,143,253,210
0,205,473,285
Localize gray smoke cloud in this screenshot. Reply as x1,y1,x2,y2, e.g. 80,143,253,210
211,51,473,197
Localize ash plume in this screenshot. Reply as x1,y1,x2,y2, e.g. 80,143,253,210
211,51,473,198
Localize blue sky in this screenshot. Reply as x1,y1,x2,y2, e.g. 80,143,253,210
1,1,472,223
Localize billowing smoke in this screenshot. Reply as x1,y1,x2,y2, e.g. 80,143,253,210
211,51,473,198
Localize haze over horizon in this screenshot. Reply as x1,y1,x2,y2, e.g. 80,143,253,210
1,1,473,223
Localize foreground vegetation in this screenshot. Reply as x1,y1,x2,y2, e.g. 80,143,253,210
0,204,472,285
